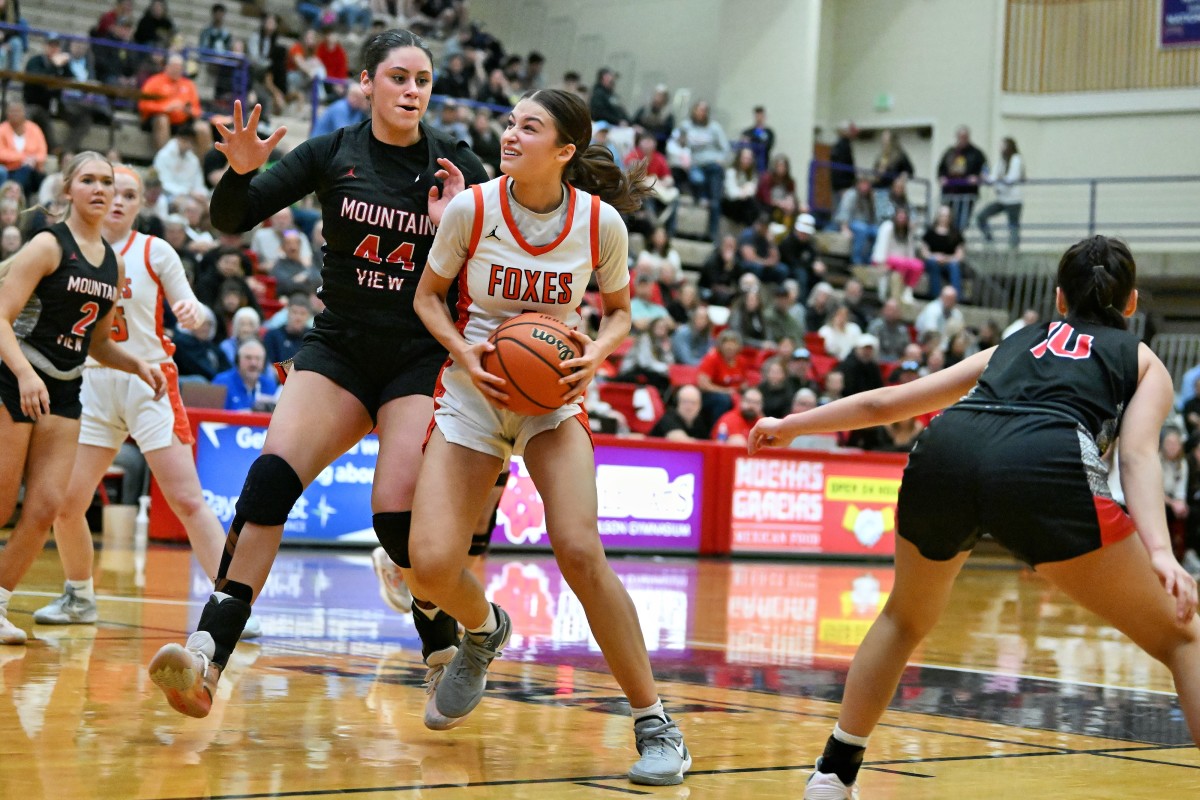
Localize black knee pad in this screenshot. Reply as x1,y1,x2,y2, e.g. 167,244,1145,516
234,454,304,526
375,511,412,569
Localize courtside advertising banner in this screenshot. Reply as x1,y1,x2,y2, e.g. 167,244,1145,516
729,454,903,557
492,445,704,553
1162,0,1200,47
193,418,379,544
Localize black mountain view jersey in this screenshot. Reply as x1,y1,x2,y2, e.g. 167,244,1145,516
959,317,1140,454
14,222,119,373
211,120,489,335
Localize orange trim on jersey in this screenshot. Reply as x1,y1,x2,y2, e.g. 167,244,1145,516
160,362,194,445
573,408,594,451
1093,495,1136,547
466,184,485,259
498,175,577,256
454,264,473,336
423,360,453,452
141,236,176,358
118,230,138,256
589,194,601,269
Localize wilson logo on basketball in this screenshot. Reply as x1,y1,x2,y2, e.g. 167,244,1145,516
531,328,574,361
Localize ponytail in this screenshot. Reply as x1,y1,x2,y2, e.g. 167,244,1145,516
566,146,651,214
1055,235,1136,330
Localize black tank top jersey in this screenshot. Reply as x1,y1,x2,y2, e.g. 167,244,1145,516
958,317,1140,455
14,222,120,372
210,120,489,334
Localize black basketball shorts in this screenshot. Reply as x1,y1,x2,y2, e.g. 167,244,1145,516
897,407,1135,566
0,360,83,422
291,313,448,422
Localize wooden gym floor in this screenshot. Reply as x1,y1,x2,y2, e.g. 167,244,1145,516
0,539,1197,799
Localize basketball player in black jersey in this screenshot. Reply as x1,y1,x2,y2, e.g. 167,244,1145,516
147,30,490,718
750,236,1200,800
0,152,167,645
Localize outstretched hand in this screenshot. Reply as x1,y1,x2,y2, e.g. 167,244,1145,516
214,100,288,175
427,158,466,227
747,418,795,454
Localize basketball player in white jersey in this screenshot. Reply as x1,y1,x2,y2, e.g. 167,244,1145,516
34,166,260,638
406,89,691,786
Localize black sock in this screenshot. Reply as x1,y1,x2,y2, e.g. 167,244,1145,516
198,593,252,669
819,734,865,786
411,599,461,662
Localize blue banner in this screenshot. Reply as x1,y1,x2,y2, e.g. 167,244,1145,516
194,419,379,544
1162,0,1200,47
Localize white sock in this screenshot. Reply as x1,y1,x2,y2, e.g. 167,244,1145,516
414,601,440,620
631,699,665,723
0,586,11,617
467,604,497,635
67,578,95,600
833,723,870,748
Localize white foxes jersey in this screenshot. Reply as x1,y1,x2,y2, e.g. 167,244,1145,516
427,175,630,345
87,231,194,365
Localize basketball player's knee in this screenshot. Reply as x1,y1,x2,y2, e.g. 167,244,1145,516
170,490,209,521
22,494,67,531
554,539,606,586
408,547,461,593
374,511,412,568
234,454,304,526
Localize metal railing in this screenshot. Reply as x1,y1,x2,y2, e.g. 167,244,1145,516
808,158,1200,248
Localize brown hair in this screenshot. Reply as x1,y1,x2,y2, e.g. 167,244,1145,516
525,89,650,214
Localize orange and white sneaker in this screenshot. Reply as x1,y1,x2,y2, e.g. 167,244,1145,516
371,547,413,614
149,631,221,718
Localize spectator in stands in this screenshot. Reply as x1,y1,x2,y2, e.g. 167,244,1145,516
871,130,913,205
778,212,826,297
590,67,628,125
786,388,842,451
92,14,139,86
140,53,212,153
833,173,881,266
1163,427,1190,553
500,54,526,93
758,357,794,419
867,298,911,362
135,0,176,49
429,100,471,144
315,25,349,92
829,120,857,204
842,279,872,329
635,225,681,290
433,52,475,99
672,305,714,366
0,224,20,259
786,348,821,395
944,328,978,368
213,338,279,411
626,132,677,234
819,302,863,361
196,245,258,316
22,35,91,158
336,0,373,33
0,101,48,198
756,154,798,230
286,29,326,105
697,329,750,420
713,386,763,446
723,148,760,229
676,101,731,241
880,174,910,220
476,68,514,108
199,3,232,53
665,282,701,326
1002,307,1039,339
633,85,674,151
649,384,710,442
311,84,369,138
264,292,312,365
738,212,785,284
840,333,884,397
764,283,804,346
618,316,674,395
95,0,133,39
559,69,585,99
820,369,845,405
152,129,207,202
740,106,774,172
920,204,966,297
629,273,671,333
915,286,965,345
468,110,502,176
174,303,230,380
219,306,262,365
937,124,988,233
977,136,1025,250
248,16,287,117
698,233,740,306
805,280,834,332
271,228,320,296
728,284,771,349
871,206,922,304
1182,377,1200,438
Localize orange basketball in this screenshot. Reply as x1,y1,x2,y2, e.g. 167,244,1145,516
482,313,582,416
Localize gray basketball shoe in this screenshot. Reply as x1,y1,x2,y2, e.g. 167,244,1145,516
33,584,98,625
431,604,511,724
